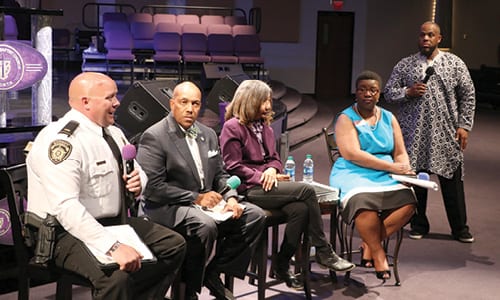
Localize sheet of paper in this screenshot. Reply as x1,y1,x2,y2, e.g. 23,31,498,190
195,200,246,223
391,174,439,191
85,224,156,267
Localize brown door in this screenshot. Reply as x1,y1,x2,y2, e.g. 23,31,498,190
315,11,354,101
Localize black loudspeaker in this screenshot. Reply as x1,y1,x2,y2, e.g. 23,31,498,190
206,73,249,115
115,80,177,142
203,63,244,79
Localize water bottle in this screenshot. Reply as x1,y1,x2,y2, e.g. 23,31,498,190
284,156,296,182
303,154,314,183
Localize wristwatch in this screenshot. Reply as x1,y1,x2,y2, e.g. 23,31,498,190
107,241,121,256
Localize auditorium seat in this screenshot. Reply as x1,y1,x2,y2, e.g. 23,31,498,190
232,25,264,77
127,12,153,24
103,19,130,32
200,15,224,25
103,25,135,82
176,14,200,25
152,23,183,79
130,21,155,50
153,13,176,27
224,15,247,26
3,15,19,40
181,23,211,76
207,24,238,64
102,12,128,25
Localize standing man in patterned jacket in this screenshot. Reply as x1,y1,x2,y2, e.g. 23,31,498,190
384,21,476,243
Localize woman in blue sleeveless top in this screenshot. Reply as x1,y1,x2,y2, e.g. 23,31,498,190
330,71,416,280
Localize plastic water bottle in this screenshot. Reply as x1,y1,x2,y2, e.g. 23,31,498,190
284,156,296,182
303,154,314,183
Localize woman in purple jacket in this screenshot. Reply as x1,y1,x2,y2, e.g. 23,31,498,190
219,80,355,289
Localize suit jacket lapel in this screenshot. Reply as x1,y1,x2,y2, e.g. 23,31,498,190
166,115,202,187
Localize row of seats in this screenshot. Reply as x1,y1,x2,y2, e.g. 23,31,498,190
103,19,264,78
102,11,262,63
103,12,247,28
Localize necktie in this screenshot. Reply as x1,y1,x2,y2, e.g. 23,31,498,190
102,128,127,222
186,125,198,139
102,128,123,172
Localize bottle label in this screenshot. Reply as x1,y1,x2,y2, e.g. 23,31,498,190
285,168,295,177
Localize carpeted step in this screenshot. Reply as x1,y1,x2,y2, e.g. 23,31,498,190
279,87,303,115
288,96,335,149
286,94,317,130
268,80,287,100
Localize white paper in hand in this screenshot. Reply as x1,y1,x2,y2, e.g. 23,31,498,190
85,224,156,268
196,200,246,223
391,174,439,191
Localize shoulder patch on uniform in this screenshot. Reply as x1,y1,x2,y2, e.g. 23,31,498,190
49,140,73,164
58,120,80,137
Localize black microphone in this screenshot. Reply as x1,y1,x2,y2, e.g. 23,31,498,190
422,66,435,84
121,144,137,215
218,175,241,195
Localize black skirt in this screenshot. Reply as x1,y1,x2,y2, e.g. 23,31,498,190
341,188,417,224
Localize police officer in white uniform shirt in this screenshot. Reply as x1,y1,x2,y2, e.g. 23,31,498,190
26,72,186,300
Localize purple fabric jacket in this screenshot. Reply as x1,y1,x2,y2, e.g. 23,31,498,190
219,117,282,193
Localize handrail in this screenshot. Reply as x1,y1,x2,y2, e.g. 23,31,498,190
82,2,136,31
140,4,246,19
0,125,44,134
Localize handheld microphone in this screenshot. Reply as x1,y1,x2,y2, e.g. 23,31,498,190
422,66,435,84
121,144,137,175
219,175,241,195
121,144,138,215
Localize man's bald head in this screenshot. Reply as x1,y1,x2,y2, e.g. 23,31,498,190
172,81,201,100
68,72,114,109
420,21,441,35
67,72,119,127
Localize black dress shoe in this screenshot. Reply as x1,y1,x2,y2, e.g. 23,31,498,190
272,254,304,290
273,268,304,290
203,270,235,300
316,246,356,272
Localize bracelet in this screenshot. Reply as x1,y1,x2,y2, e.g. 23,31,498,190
107,241,121,255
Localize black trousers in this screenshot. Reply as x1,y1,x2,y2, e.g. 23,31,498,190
144,202,265,294
246,181,331,259
53,217,186,300
411,165,470,236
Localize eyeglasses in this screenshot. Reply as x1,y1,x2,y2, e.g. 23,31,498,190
356,88,379,95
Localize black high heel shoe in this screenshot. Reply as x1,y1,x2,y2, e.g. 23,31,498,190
359,246,374,268
375,270,391,281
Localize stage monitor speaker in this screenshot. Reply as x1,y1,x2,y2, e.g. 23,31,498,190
203,63,244,79
115,80,177,142
206,73,249,115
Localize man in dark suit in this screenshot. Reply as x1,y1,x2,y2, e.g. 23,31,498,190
136,81,265,300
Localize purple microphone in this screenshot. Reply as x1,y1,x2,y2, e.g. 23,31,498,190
121,144,137,175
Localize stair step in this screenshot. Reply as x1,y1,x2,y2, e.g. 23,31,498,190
269,80,287,100
288,96,334,149
279,87,302,113
286,95,317,130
